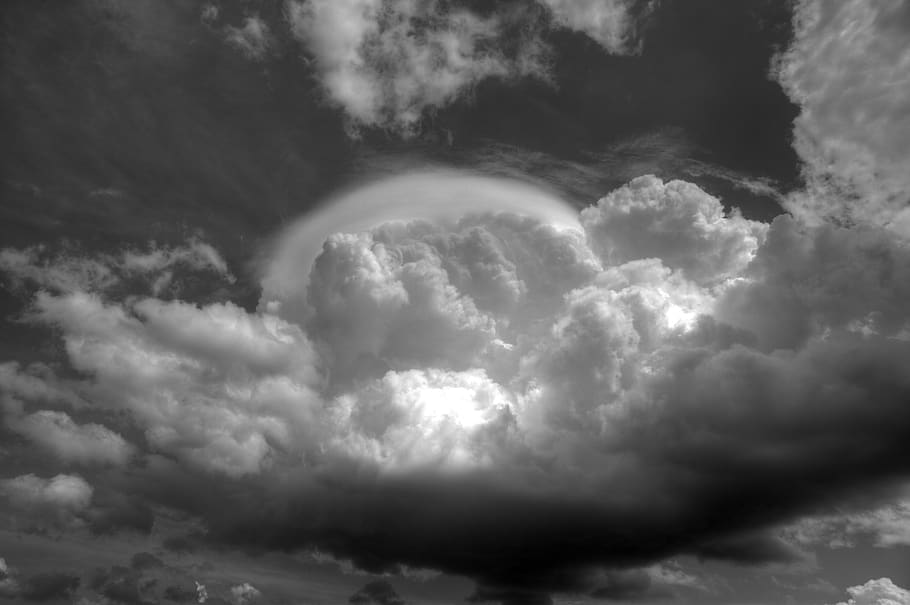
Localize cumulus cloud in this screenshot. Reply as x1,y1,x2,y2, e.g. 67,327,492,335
2,173,910,601
580,175,768,284
26,291,322,477
775,0,910,235
829,578,910,605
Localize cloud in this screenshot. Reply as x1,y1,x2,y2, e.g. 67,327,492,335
0,557,20,599
0,473,93,514
0,239,234,297
283,0,657,134
829,578,910,605
2,173,910,602
782,492,910,549
6,410,134,467
26,290,321,477
224,16,273,60
580,175,768,284
286,0,552,135
775,0,910,236
537,0,653,54
229,583,261,605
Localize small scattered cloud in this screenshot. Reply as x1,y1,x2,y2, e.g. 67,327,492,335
224,16,273,61
229,582,261,605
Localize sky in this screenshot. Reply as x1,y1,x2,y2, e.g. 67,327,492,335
0,1,909,605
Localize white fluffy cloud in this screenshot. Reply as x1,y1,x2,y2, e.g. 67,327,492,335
581,175,768,284
775,0,910,236
28,291,322,477
829,578,910,605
